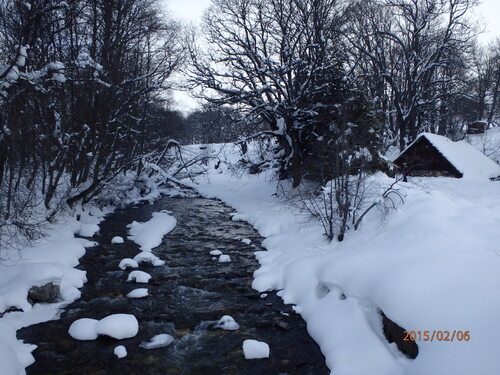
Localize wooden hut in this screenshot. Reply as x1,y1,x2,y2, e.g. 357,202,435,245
466,121,487,135
393,133,500,180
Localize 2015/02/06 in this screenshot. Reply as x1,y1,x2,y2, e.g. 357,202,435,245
403,330,470,342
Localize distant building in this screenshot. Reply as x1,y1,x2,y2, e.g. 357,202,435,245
393,133,500,180
466,121,487,134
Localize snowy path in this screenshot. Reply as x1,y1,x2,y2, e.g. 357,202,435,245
19,196,328,375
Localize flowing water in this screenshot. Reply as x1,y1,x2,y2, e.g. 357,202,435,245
19,195,328,375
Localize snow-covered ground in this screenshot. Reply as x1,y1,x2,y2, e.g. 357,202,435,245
466,127,500,164
0,173,179,374
0,206,109,374
190,143,500,375
2,137,498,374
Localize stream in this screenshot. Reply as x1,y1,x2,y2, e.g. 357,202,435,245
19,195,328,375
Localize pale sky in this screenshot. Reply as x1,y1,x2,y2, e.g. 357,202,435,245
165,0,500,114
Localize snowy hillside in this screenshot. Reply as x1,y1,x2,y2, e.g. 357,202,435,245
191,143,500,375
466,127,500,164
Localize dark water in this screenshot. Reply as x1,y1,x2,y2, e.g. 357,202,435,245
19,196,329,375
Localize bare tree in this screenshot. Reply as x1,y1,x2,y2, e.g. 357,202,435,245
347,0,478,148
0,0,184,245
189,0,349,186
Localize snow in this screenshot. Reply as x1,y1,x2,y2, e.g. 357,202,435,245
127,270,151,284
118,258,139,270
214,315,240,330
111,236,124,244
191,143,500,375
230,213,248,222
68,318,98,341
0,320,36,375
398,133,500,180
139,334,174,349
69,314,138,341
242,339,270,359
95,314,138,340
0,205,109,375
218,254,231,263
52,72,66,83
466,127,500,164
209,249,222,256
127,211,176,252
0,165,174,374
126,288,149,299
75,210,105,237
133,251,165,266
114,345,127,358
16,46,28,67
241,238,252,245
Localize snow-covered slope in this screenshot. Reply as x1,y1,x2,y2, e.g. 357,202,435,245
466,127,500,165
0,208,108,375
192,144,500,375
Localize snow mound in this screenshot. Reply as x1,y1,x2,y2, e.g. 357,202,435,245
242,339,269,359
68,318,99,341
218,254,231,263
214,315,240,330
209,249,222,256
76,210,105,237
95,314,139,340
69,314,138,341
114,345,127,358
127,270,151,284
230,213,248,222
111,236,124,244
127,211,177,252
133,251,165,266
139,334,174,349
127,288,149,299
466,127,500,164
118,258,138,270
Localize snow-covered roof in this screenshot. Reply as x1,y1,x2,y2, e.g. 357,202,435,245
397,132,500,180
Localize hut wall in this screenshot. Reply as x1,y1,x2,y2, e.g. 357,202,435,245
394,138,462,178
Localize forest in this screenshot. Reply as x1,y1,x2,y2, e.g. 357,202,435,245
0,0,499,242
1,1,500,375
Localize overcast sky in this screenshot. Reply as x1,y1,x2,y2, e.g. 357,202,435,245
165,0,500,114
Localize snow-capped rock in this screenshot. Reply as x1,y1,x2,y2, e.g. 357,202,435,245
111,236,124,244
242,339,269,359
218,254,231,263
95,314,138,340
139,334,174,349
126,270,151,283
126,288,148,299
68,318,99,341
118,258,139,270
214,315,240,331
114,345,127,358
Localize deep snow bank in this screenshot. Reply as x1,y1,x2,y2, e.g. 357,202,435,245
0,206,108,375
191,143,500,375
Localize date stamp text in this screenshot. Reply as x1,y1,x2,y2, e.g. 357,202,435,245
403,330,470,342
